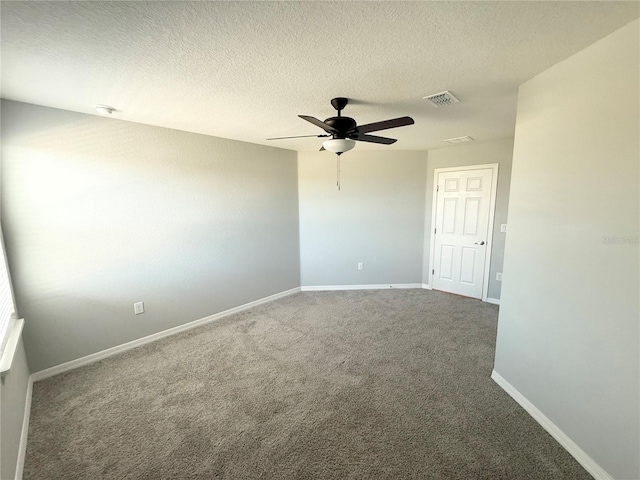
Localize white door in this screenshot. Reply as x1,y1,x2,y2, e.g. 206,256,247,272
432,167,494,299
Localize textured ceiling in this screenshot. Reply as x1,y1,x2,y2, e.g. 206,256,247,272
2,1,639,151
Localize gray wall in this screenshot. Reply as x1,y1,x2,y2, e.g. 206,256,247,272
494,19,639,480
298,150,427,286
1,100,300,372
422,138,513,299
1,338,30,480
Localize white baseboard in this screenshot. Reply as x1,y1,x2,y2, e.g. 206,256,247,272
301,284,422,291
32,287,301,382
421,284,432,290
485,297,501,305
491,370,613,480
15,375,33,480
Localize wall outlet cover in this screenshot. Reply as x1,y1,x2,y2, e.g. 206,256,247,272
134,302,145,315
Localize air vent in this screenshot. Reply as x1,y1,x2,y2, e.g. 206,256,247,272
444,136,474,144
423,91,460,108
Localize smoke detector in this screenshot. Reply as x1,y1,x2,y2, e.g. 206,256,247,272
95,105,115,115
423,91,460,108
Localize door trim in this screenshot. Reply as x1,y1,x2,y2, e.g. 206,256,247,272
429,163,499,302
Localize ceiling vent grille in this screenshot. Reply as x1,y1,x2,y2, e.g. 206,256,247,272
445,136,474,144
424,91,460,108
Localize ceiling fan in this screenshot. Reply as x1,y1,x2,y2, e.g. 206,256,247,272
267,97,414,154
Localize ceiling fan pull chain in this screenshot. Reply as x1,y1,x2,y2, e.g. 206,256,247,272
337,154,341,191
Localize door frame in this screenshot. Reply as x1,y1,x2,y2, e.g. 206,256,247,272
428,163,499,302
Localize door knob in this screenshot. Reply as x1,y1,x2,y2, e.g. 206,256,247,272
474,241,485,245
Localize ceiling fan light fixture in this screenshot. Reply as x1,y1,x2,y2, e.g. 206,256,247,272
323,138,355,154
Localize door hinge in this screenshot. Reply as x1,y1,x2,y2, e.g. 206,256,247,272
432,269,435,275
434,228,436,234
437,185,439,192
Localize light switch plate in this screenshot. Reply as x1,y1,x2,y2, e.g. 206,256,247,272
500,224,507,233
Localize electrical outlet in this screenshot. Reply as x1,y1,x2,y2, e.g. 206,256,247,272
500,224,507,233
496,273,503,282
134,301,145,315
357,262,364,270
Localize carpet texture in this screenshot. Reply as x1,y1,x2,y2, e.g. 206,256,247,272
23,290,591,479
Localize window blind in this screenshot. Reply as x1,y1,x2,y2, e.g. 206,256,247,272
0,231,16,353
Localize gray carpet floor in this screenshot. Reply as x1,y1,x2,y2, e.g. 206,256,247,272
23,290,591,479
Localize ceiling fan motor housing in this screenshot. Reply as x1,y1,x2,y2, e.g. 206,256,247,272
324,116,357,137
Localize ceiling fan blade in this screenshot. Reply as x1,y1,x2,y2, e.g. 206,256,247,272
351,133,397,145
267,134,330,140
299,115,339,134
353,116,414,134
